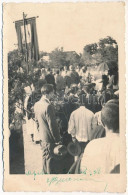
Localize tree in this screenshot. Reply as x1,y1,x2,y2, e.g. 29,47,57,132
48,48,82,69
49,47,67,68
82,36,118,69
8,49,41,127
84,43,98,55
98,36,118,68
65,51,81,67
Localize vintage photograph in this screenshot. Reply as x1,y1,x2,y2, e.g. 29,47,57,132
3,2,126,192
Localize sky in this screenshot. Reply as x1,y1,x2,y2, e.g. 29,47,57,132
3,2,124,54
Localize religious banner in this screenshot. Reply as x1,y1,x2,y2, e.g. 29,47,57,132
15,17,39,61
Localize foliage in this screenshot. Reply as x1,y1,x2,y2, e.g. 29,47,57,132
82,36,118,69
49,47,83,69
49,47,67,68
84,43,98,55
64,51,81,67
8,50,40,126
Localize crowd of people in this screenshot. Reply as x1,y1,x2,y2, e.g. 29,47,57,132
24,64,119,174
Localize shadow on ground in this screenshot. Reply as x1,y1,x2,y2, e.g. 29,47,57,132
9,129,25,174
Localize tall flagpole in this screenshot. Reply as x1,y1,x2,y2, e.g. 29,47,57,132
23,12,29,72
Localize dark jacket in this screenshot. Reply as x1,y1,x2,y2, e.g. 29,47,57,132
45,73,56,90
68,71,80,85
34,98,61,143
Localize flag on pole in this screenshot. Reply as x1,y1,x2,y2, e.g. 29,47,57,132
15,17,39,61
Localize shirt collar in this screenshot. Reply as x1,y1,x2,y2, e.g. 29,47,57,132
41,96,50,104
79,106,86,109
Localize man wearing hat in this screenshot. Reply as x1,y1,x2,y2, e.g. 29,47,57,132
80,99,120,174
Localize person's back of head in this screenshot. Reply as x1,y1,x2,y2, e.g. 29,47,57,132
108,69,113,76
83,84,91,94
64,66,67,71
47,68,51,74
69,65,75,71
60,67,63,72
70,84,78,94
99,91,113,107
38,79,47,89
101,100,119,133
41,84,54,96
56,70,59,75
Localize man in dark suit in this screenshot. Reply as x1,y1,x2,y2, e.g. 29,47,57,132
45,68,56,91
34,84,61,174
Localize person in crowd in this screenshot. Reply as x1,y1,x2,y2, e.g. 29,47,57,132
90,83,97,94
113,75,119,91
90,91,114,141
79,66,87,77
63,83,79,122
77,83,86,100
68,65,80,85
55,70,64,92
79,67,88,85
52,68,56,76
76,65,80,74
113,67,119,91
101,73,109,90
66,84,79,113
40,67,47,80
61,66,68,78
82,84,97,113
67,84,79,98
79,66,86,76
26,79,46,143
45,68,56,91
80,99,120,174
87,72,91,83
107,69,115,89
68,96,94,158
24,86,33,140
64,75,71,89
34,84,61,174
59,67,63,76
114,90,119,98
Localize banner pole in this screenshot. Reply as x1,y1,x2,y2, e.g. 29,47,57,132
23,12,29,72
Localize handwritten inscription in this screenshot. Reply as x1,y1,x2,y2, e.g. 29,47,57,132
46,176,108,192
25,168,108,191
25,167,101,180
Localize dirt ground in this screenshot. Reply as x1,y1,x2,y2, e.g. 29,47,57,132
10,124,74,174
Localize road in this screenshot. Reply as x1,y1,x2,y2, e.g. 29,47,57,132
23,124,42,173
